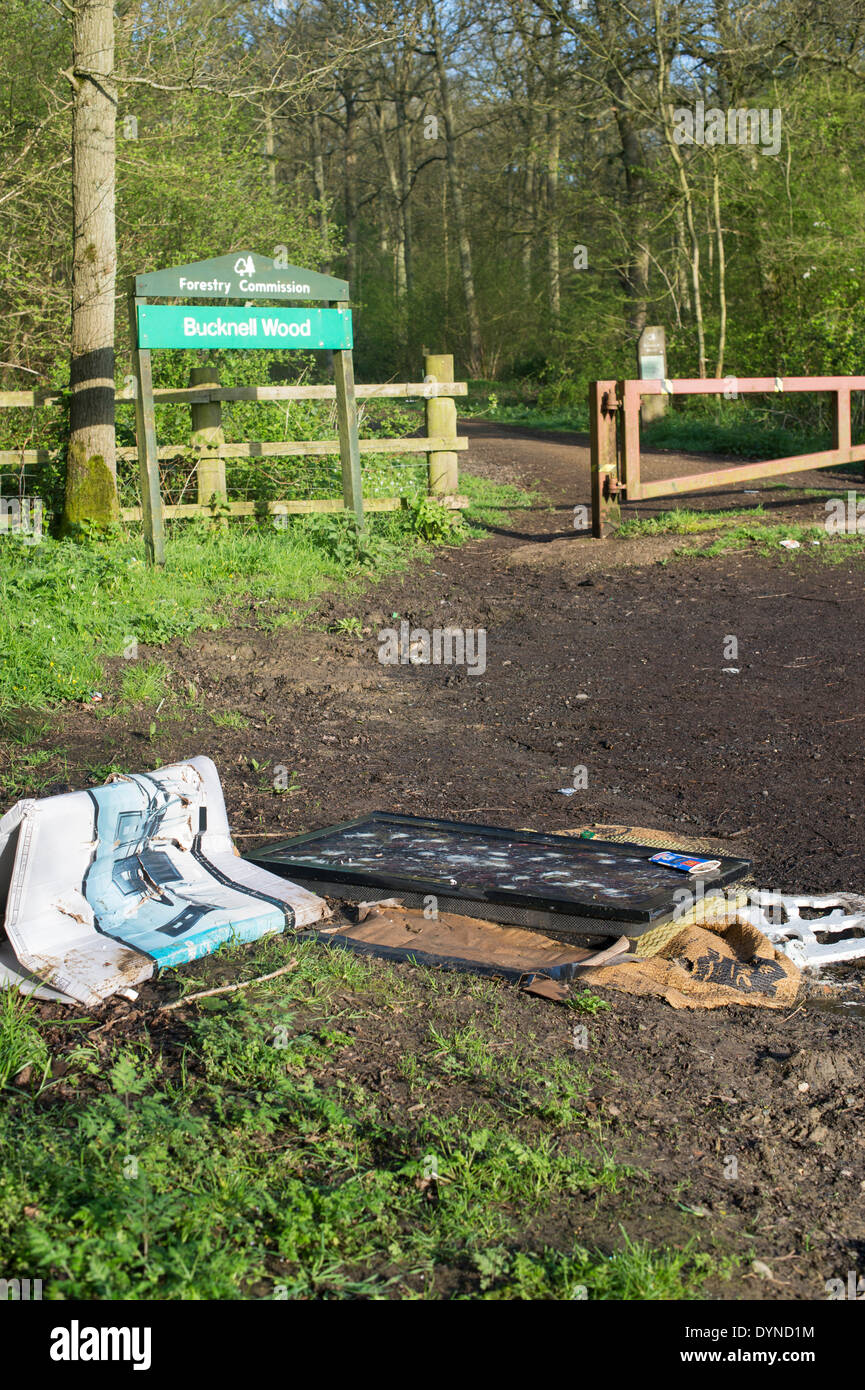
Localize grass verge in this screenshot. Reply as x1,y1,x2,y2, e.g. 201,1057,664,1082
0,935,723,1300
0,474,533,711
620,507,865,562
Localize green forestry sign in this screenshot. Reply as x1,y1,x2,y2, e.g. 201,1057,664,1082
137,304,353,350
134,252,349,302
128,250,362,569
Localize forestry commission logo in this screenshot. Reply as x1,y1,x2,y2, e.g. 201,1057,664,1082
234,254,256,275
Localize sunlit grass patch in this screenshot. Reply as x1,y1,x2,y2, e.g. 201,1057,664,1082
678,519,865,561
0,992,50,1090
619,507,763,537
479,1231,717,1300
120,660,170,707
210,710,250,730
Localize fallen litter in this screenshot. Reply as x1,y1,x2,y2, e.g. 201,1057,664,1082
738,892,865,970
281,877,803,1011
1,769,856,1011
250,812,751,946
159,958,299,1012
649,850,722,874
577,914,801,1010
0,756,327,1006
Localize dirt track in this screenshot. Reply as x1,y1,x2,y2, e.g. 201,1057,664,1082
144,419,863,895
12,420,865,1299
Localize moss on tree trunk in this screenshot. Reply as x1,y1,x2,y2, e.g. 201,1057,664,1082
60,442,120,534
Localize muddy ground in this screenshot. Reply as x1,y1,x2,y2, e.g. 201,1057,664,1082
6,422,865,1299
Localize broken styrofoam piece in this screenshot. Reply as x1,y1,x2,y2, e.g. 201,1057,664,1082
738,891,865,969
0,756,327,1007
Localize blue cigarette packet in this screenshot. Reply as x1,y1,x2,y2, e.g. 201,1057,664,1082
649,850,722,874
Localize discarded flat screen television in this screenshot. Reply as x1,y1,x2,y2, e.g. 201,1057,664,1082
250,813,751,941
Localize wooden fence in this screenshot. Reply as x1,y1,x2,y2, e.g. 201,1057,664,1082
0,351,469,524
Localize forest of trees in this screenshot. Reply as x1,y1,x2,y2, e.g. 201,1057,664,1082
3,0,865,405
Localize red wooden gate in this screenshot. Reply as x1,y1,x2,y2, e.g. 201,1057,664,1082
590,375,865,537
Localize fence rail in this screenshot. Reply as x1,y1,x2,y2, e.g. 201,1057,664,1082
590,374,865,537
0,381,467,408
0,356,469,521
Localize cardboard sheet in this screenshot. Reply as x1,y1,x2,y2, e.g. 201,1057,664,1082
311,902,632,994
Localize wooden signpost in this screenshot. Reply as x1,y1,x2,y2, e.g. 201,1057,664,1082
127,252,360,565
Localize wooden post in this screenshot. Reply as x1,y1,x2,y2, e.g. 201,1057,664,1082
424,353,458,496
589,379,620,538
832,386,852,464
189,364,226,510
126,280,165,565
332,300,364,528
619,378,642,500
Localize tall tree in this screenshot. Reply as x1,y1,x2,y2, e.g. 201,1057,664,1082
427,0,483,373
62,0,119,532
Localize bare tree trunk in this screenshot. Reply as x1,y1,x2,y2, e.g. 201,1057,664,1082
546,104,560,315
653,0,706,376
522,89,537,297
395,93,414,295
263,102,277,192
374,93,408,303
427,0,483,373
671,153,706,377
675,204,692,315
544,23,561,316
311,110,331,269
341,84,359,287
441,166,449,321
63,0,118,533
612,83,649,339
713,159,727,379
523,148,535,297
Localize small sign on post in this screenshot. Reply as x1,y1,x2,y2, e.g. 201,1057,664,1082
127,251,361,564
637,325,667,424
